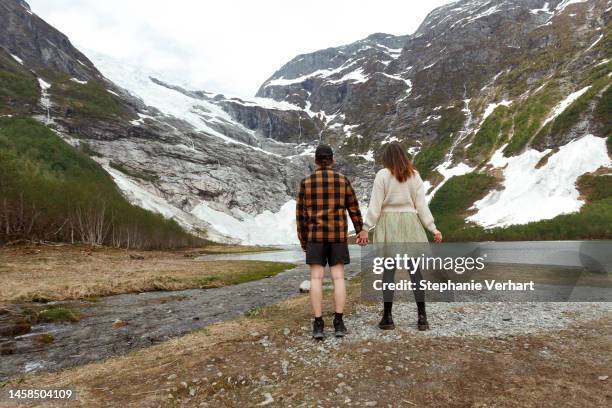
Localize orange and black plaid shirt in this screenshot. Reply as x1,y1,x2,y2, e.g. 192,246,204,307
296,167,363,249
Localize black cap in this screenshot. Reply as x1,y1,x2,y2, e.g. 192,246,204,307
315,144,333,160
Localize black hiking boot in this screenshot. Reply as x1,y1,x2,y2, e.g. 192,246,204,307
378,313,395,330
417,314,430,331
333,317,347,338
312,318,324,340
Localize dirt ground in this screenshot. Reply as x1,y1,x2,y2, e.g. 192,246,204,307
2,283,610,408
0,244,290,302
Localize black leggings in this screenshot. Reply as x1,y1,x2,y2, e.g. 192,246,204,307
382,264,426,314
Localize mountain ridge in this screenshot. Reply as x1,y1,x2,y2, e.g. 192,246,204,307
0,0,610,244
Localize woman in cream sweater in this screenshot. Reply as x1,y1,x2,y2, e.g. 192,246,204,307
356,142,442,331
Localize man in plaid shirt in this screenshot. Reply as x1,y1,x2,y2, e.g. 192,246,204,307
296,144,365,339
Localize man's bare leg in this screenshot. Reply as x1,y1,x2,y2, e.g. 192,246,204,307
330,263,347,337
310,264,325,317
330,263,346,314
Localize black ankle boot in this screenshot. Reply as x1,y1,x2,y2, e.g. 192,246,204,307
312,317,324,340
379,302,395,330
378,313,395,330
417,314,429,331
333,315,347,338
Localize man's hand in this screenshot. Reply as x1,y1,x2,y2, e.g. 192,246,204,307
433,229,443,243
356,230,369,245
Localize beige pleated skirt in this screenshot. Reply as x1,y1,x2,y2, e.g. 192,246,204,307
373,212,429,243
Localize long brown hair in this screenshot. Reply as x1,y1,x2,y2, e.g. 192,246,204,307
382,142,416,182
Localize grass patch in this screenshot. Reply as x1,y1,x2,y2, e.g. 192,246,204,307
414,107,465,180
33,334,55,344
221,262,293,285
0,245,295,302
503,83,560,156
467,105,512,161
0,50,39,115
429,172,497,241
38,307,81,323
47,75,128,121
594,84,611,138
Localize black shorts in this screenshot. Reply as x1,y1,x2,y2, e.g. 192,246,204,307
305,242,350,266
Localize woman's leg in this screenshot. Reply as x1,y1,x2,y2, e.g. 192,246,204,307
408,264,429,330
379,265,396,329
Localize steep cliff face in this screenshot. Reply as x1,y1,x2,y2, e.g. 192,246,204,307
1,0,610,243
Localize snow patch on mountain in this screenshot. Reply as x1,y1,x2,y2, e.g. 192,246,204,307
350,150,375,161
542,85,591,127
426,162,474,201
86,51,279,155
102,163,230,242
191,200,299,245
481,100,512,124
555,0,589,13
328,67,369,84
10,53,23,64
468,135,611,228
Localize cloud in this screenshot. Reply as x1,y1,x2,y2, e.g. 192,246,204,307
28,0,453,97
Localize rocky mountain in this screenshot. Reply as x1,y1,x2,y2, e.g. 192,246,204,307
1,0,610,244
257,0,611,230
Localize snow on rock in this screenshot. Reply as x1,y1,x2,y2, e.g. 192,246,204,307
422,114,442,125
555,0,588,13
542,86,591,127
530,2,552,14
10,53,23,64
265,59,362,87
350,150,375,162
377,73,412,90
328,67,369,84
487,143,510,168
468,135,611,228
37,78,52,123
585,34,603,52
101,163,230,243
343,124,362,139
481,100,512,124
228,96,302,111
191,200,299,245
70,78,88,85
86,51,277,155
381,135,400,145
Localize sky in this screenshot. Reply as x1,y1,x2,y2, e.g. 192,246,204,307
28,0,454,98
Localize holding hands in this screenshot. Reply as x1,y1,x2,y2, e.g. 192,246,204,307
356,229,369,245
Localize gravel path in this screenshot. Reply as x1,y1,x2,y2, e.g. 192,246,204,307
281,302,612,368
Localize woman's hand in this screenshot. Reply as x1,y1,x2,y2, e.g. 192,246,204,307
433,229,443,243
356,230,369,245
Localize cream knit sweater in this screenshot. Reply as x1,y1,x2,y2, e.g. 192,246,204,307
363,168,437,233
